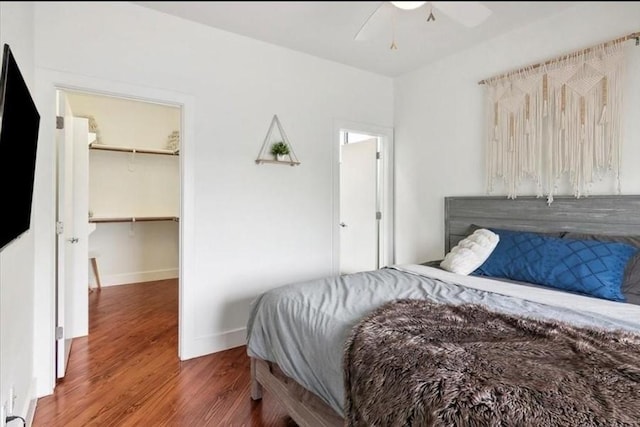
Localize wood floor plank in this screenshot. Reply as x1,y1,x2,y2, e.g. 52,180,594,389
33,279,293,426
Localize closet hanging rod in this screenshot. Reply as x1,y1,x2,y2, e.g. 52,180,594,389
478,31,640,85
89,143,179,156
89,216,179,223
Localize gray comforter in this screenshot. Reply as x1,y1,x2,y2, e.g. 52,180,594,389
245,266,640,416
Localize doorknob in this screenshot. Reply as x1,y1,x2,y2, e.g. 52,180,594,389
339,222,347,228
68,237,79,243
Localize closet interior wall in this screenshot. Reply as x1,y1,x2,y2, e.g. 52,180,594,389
66,92,180,287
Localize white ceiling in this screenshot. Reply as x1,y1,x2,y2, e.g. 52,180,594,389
133,1,577,77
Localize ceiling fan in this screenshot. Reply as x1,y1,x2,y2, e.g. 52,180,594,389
354,1,493,49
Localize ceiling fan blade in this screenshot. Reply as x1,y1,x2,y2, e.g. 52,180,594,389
431,1,492,27
354,2,386,41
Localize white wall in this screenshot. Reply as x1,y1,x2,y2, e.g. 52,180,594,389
394,2,640,264
0,1,38,422
67,93,180,286
32,1,393,395
88,222,179,286
66,92,181,151
89,150,179,217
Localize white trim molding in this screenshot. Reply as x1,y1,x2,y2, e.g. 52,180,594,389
185,328,247,359
95,268,179,287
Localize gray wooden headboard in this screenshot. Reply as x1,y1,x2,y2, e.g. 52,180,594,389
445,195,640,253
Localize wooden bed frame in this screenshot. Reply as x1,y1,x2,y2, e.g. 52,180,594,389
251,358,343,426
251,194,640,427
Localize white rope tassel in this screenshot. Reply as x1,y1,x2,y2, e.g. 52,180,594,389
599,104,607,125
486,94,496,193
613,42,624,194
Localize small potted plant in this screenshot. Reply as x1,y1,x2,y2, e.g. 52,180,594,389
270,141,290,162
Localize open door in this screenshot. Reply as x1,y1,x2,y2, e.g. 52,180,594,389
339,137,379,274
55,91,73,378
70,115,89,337
55,91,90,379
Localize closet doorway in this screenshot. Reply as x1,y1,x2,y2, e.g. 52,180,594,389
55,89,182,378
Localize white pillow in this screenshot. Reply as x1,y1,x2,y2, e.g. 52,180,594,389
440,229,500,275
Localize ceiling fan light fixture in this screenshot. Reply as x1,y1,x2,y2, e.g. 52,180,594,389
390,1,427,10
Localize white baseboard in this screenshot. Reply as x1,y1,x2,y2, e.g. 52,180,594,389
181,327,246,360
24,377,37,427
26,398,37,427
96,268,178,287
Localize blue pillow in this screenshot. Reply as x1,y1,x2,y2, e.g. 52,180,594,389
474,228,638,302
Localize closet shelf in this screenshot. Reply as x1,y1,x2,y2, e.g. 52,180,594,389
89,143,179,156
89,216,179,223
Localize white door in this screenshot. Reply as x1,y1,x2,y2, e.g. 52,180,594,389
339,138,379,274
56,92,74,378
70,117,89,337
55,92,90,379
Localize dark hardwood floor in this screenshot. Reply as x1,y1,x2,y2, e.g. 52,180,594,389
34,279,294,426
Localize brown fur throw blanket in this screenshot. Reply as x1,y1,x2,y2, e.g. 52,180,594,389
343,300,640,427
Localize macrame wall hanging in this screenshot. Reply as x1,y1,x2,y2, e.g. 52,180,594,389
481,32,638,204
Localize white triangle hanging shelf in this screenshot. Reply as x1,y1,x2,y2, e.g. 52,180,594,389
255,114,300,166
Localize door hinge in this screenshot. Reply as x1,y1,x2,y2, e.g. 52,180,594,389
56,116,64,130
376,211,382,220
376,151,381,159
56,326,63,340
56,221,64,235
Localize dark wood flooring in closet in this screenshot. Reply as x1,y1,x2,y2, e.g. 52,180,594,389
33,279,294,426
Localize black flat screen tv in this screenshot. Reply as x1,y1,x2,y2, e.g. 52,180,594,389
0,44,40,251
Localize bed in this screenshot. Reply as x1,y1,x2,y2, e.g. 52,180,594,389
246,195,640,426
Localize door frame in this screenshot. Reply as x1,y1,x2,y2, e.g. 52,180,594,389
332,119,394,276
34,69,196,397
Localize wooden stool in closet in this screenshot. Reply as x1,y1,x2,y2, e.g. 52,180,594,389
89,251,102,292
